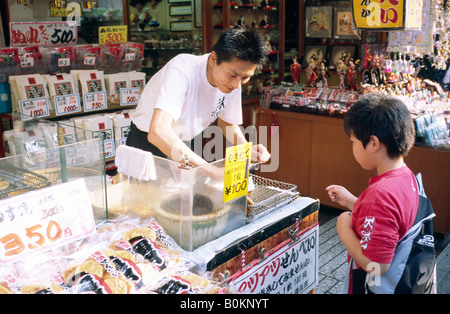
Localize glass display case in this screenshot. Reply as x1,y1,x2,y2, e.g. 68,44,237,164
114,155,247,252
2,115,108,222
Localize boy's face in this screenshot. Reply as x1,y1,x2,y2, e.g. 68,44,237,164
349,133,376,171
208,51,257,94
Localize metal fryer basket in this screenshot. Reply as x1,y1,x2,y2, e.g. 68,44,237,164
0,163,52,199
246,174,299,220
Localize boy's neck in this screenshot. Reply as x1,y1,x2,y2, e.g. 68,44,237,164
376,156,405,176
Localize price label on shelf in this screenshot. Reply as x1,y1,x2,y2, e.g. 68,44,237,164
83,91,107,112
65,145,90,166
19,97,50,120
98,25,127,44
223,142,252,203
120,88,140,106
54,93,81,116
0,179,96,263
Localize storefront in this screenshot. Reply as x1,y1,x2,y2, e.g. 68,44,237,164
0,0,448,295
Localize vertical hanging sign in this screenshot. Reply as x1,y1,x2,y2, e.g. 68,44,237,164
352,0,422,30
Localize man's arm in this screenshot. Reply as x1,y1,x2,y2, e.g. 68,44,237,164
217,118,271,163
148,109,208,167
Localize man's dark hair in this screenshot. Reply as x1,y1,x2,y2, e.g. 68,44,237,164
212,27,268,65
344,93,416,158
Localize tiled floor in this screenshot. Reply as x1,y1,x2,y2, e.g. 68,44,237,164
316,215,347,294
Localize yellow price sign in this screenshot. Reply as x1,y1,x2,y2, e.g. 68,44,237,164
223,142,252,203
98,25,127,44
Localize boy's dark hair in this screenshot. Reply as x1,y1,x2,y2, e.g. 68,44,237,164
344,93,416,158
212,27,268,66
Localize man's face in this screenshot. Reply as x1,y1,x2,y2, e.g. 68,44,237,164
207,51,257,94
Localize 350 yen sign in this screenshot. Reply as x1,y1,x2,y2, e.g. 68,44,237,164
0,179,96,262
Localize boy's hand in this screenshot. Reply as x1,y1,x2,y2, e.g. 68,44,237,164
325,185,358,211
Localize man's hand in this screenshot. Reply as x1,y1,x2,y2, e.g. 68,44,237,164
252,144,271,164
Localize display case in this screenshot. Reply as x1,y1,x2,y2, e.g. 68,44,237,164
111,155,247,251
0,116,108,222
127,0,204,80
205,0,285,101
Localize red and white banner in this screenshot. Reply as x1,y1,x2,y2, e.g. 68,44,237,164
10,22,77,46
229,224,319,294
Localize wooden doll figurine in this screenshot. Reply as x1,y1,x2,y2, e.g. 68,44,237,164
346,58,360,90
290,56,302,85
337,58,347,89
306,57,319,87
318,60,330,88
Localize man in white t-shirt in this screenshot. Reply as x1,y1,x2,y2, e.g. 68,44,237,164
127,27,271,167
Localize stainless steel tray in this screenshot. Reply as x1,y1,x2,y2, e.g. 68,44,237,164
0,164,52,199
246,174,299,221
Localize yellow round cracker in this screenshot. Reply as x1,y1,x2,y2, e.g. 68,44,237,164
104,276,130,294
74,259,104,278
122,227,156,242
0,181,10,191
0,283,13,294
8,189,28,197
104,248,137,263
181,274,211,290
20,285,47,294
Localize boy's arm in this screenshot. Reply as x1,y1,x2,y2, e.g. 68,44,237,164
336,212,391,275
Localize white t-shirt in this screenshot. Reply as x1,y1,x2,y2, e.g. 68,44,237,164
131,53,243,140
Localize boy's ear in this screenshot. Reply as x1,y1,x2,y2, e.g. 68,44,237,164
369,135,381,153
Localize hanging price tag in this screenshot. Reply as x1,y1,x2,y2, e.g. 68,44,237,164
120,88,140,106
83,91,107,112
223,142,252,203
54,93,81,116
19,97,50,120
0,179,96,263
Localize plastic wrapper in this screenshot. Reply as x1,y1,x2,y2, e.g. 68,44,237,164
46,46,75,75
18,46,44,75
0,216,226,294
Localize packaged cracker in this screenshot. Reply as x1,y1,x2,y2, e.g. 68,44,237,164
105,72,129,104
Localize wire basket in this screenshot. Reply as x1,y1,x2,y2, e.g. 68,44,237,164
246,174,299,220
0,163,52,199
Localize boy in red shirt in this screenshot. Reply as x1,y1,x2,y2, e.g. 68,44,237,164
326,93,418,293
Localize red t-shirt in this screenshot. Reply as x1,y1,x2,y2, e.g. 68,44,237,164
352,165,419,265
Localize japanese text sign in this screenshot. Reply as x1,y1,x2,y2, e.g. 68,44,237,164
0,179,96,263
229,224,319,294
353,0,422,30
98,25,127,44
10,22,77,46
223,142,252,203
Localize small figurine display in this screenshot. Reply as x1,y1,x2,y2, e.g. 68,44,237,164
290,56,302,85
337,57,347,89
260,15,268,27
346,58,360,90
236,15,245,27
318,60,330,88
305,57,319,87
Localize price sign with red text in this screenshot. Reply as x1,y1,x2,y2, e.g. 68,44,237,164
120,88,140,106
83,91,107,112
223,142,252,203
19,97,50,120
10,22,77,46
55,93,81,116
0,179,96,263
98,25,127,44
